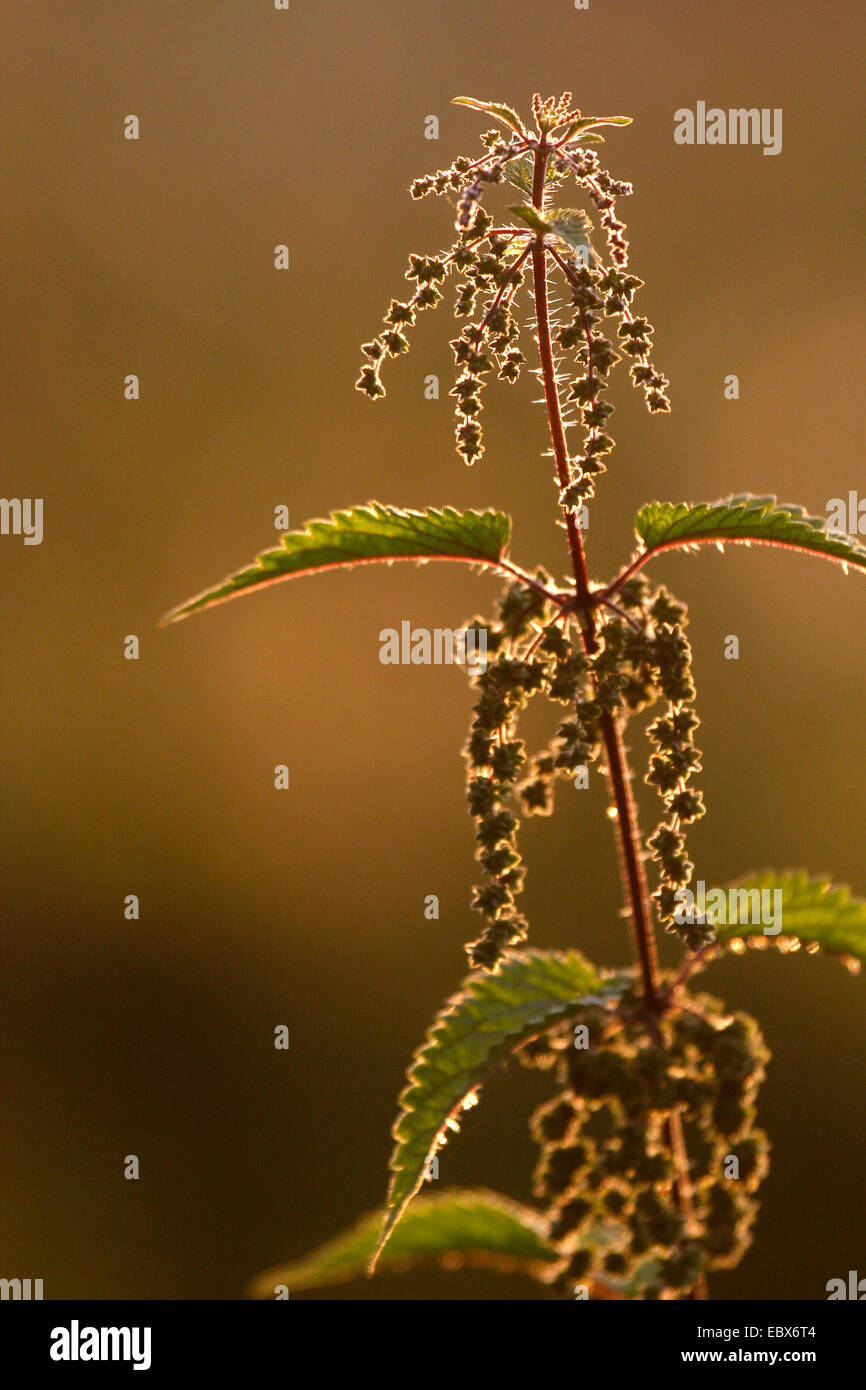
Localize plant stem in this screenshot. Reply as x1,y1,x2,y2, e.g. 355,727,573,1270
599,709,662,1012
667,1109,709,1300
530,159,590,602
531,141,705,1297
530,141,661,1014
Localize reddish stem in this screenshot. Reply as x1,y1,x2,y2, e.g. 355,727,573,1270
532,140,706,1297
530,140,660,1013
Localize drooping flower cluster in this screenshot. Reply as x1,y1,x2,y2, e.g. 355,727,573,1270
461,578,586,968
449,217,529,464
560,576,709,953
356,252,449,402
556,259,669,516
521,989,770,1298
357,93,668,485
461,573,694,971
551,141,634,269
642,595,710,949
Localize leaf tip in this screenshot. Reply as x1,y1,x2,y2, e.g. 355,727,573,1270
158,604,185,628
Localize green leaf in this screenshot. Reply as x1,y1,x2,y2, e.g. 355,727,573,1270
709,871,866,968
161,504,513,624
452,96,527,135
508,204,594,261
509,204,595,259
508,203,550,234
373,948,630,1269
633,496,866,576
545,208,594,256
247,1187,557,1296
503,152,564,196
558,114,633,141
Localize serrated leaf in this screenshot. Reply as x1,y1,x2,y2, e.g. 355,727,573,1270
545,208,594,255
452,96,527,135
509,204,595,259
709,871,866,967
373,948,630,1269
633,496,866,576
247,1187,557,1295
161,504,512,624
503,152,564,196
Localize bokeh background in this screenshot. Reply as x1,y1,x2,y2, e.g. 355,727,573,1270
2,0,864,1299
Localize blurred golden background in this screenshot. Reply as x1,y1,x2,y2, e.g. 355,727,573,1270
2,0,864,1298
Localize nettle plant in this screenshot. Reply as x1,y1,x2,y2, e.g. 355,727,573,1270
165,95,866,1300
